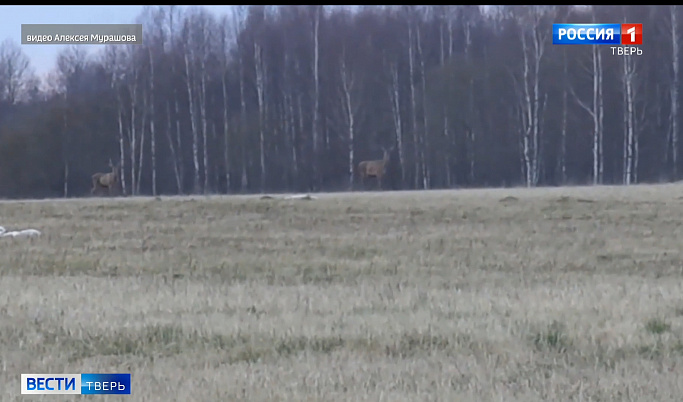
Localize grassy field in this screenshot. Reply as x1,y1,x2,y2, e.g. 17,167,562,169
2,184,683,401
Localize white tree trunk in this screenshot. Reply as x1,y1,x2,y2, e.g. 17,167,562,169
464,20,475,185
200,56,209,194
284,72,298,184
440,18,450,187
165,101,182,193
238,43,248,192
388,62,405,187
311,7,321,189
62,101,69,197
254,42,267,193
167,6,184,194
408,19,420,189
128,68,138,196
560,49,567,184
672,5,680,179
340,51,356,190
622,54,636,185
416,21,429,189
110,72,127,196
222,72,230,192
136,72,147,196
184,52,201,193
149,49,157,196
531,23,543,186
597,45,604,183
517,12,546,187
117,100,126,196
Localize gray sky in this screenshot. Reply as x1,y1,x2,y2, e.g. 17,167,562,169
0,5,234,79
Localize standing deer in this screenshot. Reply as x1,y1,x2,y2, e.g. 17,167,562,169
358,145,394,190
91,159,120,197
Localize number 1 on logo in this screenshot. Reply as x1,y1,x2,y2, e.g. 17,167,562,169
627,26,635,42
621,24,642,45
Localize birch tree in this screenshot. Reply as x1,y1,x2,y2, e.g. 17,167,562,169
406,8,421,189
569,42,604,185
219,15,233,192
103,46,128,196
164,5,184,194
234,6,249,191
387,59,406,187
311,5,322,190
254,40,267,193
125,48,141,196
669,5,680,179
622,52,638,185
339,45,361,190
148,47,157,196
513,7,550,187
182,31,201,193
415,8,430,189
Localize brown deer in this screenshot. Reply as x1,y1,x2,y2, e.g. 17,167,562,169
358,145,394,190
91,159,120,196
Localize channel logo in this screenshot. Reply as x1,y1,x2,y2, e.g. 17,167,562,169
21,373,131,395
553,23,642,45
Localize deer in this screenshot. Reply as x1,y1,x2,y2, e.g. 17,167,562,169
91,159,121,197
357,145,395,190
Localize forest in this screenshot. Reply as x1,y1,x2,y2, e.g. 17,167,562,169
0,5,677,198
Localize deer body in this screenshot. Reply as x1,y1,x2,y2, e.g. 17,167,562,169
358,146,393,190
91,160,120,196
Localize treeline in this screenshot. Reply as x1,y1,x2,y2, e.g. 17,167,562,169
0,5,679,198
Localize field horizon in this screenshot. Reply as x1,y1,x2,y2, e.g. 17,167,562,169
2,183,683,401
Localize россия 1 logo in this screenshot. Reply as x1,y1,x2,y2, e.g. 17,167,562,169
553,23,642,45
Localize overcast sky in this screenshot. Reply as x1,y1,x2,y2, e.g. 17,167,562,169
0,5,234,79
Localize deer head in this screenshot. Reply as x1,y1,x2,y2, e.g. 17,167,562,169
108,159,120,182
380,145,395,163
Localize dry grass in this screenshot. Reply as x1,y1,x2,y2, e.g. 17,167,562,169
2,184,683,401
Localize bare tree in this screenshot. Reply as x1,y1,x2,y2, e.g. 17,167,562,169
103,45,128,196
219,15,233,192
406,7,422,189
311,6,323,190
622,52,638,185
148,47,158,196
387,59,406,187
512,7,551,187
569,41,604,185
124,45,141,196
136,52,147,196
254,40,267,193
669,5,681,179
0,39,34,104
439,7,454,187
141,6,168,197
339,45,361,190
182,28,201,193
164,5,185,194
234,6,249,191
415,7,430,189
55,45,88,197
